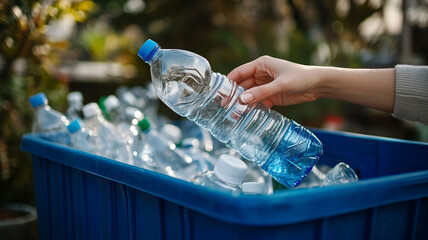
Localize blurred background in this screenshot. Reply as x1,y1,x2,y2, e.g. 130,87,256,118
1,0,427,208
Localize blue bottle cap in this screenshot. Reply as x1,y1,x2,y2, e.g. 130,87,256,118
67,118,82,133
29,92,48,108
138,39,160,62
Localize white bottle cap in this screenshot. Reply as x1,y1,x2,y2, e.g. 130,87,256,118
160,124,182,145
67,91,83,103
82,102,101,119
104,95,120,112
242,182,264,194
214,154,247,185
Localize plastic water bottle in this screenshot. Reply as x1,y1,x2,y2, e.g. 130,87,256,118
322,162,359,186
130,84,159,116
242,182,265,195
180,119,214,152
160,124,183,146
67,118,96,153
137,39,323,188
192,154,247,194
82,102,132,163
214,147,273,194
181,138,215,173
296,165,326,188
66,91,83,120
120,91,142,110
136,118,197,180
29,92,70,144
243,160,273,194
103,95,122,123
115,107,144,158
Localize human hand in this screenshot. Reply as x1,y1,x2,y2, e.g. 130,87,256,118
227,56,320,108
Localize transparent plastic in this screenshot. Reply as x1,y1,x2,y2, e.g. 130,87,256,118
66,91,83,120
192,171,241,194
83,104,132,163
31,97,70,145
67,119,97,153
140,41,323,188
137,120,199,180
322,162,359,186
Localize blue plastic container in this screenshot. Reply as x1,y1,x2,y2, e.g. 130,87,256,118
21,130,428,240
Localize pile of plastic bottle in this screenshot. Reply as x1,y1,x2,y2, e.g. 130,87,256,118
29,85,358,195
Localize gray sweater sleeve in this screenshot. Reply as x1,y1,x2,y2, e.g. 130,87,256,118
393,65,428,124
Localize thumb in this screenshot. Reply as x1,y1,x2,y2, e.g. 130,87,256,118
239,82,282,105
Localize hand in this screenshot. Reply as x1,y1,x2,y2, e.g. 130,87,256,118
227,56,320,108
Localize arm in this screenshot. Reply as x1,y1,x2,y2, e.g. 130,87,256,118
228,56,395,112
314,66,395,112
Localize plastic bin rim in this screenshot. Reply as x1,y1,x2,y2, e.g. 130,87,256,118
20,133,428,226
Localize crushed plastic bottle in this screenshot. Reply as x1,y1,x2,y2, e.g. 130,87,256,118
322,162,359,186
138,39,323,188
29,92,70,144
192,154,247,194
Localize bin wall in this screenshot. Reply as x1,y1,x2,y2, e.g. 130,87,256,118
23,130,428,240
32,154,428,240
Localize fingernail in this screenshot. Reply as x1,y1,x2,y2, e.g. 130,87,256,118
240,93,254,104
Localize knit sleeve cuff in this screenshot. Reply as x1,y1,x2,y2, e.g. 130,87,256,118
393,64,428,124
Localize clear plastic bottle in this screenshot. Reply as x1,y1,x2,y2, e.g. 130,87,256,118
192,154,247,194
160,124,183,146
66,91,84,120
242,182,265,195
82,102,132,163
103,95,122,123
214,147,273,194
181,138,215,174
67,118,96,153
243,160,273,194
116,107,144,159
130,84,163,130
138,39,323,188
136,118,196,180
180,119,214,152
322,162,359,186
29,92,70,144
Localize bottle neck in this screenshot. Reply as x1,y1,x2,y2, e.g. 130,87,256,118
147,48,161,64
212,171,239,187
34,104,49,111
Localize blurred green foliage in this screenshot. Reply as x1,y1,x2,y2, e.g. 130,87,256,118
0,0,95,204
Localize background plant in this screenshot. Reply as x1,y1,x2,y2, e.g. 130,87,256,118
0,0,95,204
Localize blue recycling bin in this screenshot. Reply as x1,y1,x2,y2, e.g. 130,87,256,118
20,129,428,240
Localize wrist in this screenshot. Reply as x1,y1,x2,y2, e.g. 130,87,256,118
305,65,335,99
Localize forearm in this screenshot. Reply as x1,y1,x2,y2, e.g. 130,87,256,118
313,66,395,113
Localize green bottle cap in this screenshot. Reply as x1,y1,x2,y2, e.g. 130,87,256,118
138,118,151,131
98,96,110,120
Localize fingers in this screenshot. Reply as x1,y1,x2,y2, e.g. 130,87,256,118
239,81,282,105
227,59,260,84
